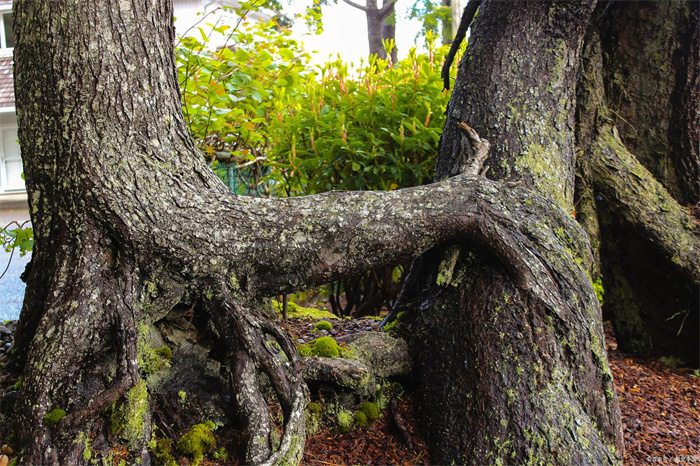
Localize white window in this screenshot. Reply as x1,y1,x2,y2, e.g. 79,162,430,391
0,127,23,192
0,11,12,52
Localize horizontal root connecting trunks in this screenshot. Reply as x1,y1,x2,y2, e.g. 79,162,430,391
173,175,596,305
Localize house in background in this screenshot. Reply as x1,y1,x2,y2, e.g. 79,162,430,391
0,0,23,215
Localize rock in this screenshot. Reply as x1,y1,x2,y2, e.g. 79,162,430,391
0,326,10,335
342,331,412,378
302,357,370,390
0,454,8,466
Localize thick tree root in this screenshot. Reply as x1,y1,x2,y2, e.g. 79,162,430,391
590,126,700,282
211,290,307,465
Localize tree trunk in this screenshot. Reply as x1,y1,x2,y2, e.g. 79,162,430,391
575,0,699,365
397,1,625,463
343,0,396,61
0,2,634,464
380,0,398,64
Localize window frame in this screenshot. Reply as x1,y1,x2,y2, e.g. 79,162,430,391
0,124,24,193
0,8,13,55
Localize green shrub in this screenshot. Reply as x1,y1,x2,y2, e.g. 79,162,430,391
176,15,453,198
314,320,333,331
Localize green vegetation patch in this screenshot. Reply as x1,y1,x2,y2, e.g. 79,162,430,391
176,421,217,466
111,379,149,449
149,438,177,466
314,320,333,331
353,411,369,427
43,408,67,427
299,336,341,358
360,402,380,420
272,300,338,320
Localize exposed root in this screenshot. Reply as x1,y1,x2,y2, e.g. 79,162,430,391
211,290,307,465
590,125,700,282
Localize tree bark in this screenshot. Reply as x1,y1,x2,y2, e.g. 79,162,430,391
397,1,625,464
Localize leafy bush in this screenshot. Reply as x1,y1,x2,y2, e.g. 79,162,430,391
176,14,452,197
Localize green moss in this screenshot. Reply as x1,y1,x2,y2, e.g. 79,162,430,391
272,300,338,320
297,343,312,357
307,402,322,414
314,320,333,331
360,402,380,420
154,346,173,359
301,336,341,358
383,311,405,332
212,447,228,461
353,411,368,427
591,277,604,306
336,410,353,433
111,379,149,449
137,325,172,374
176,421,217,466
11,380,21,390
150,438,177,466
43,408,66,427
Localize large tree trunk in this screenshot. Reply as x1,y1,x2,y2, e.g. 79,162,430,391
0,1,634,464
396,1,625,464
576,0,700,364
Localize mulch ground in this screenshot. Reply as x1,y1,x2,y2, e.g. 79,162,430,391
604,326,700,465
1,317,698,465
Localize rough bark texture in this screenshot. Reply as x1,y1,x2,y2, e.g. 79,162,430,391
0,1,631,464
399,0,625,464
575,1,700,365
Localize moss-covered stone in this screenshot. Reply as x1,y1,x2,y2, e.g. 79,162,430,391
310,336,340,358
314,320,333,331
360,402,380,420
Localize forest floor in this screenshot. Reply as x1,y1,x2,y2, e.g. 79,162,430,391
0,317,698,465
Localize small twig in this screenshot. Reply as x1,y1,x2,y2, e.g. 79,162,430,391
457,121,490,176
